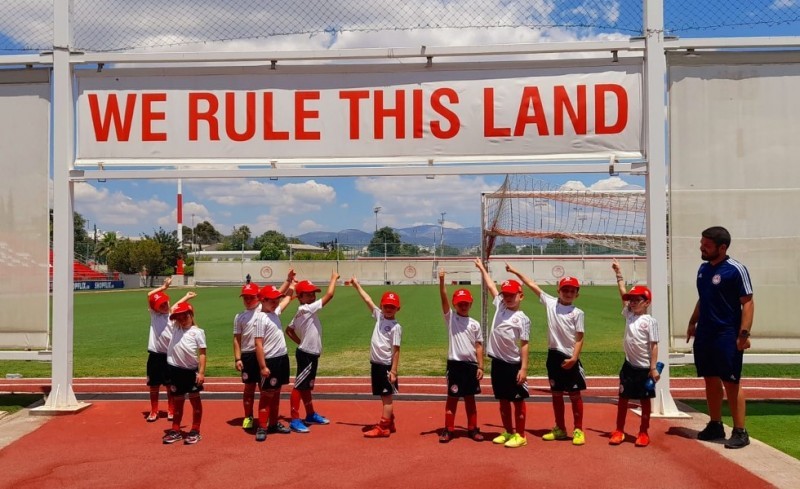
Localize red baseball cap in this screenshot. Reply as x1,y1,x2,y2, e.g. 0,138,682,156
258,285,284,300
623,285,652,302
452,289,473,304
295,280,321,294
169,302,194,319
381,291,401,308
240,283,260,297
558,276,580,290
148,292,169,310
500,279,522,294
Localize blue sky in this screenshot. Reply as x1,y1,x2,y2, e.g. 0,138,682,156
2,0,796,239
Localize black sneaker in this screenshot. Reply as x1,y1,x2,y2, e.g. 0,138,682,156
724,428,750,449
267,422,291,434
162,430,183,444
184,430,201,445
697,421,726,441
255,427,267,442
439,429,453,443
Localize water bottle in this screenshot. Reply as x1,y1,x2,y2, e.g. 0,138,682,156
644,361,664,393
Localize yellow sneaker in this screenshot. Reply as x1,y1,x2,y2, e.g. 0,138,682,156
572,428,586,446
492,432,514,444
542,426,568,441
242,416,254,430
504,433,528,448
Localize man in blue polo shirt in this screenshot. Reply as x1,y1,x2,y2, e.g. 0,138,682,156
686,226,754,449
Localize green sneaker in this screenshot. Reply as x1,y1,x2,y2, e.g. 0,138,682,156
542,426,568,441
572,428,586,446
492,431,514,444
242,416,254,430
504,433,528,448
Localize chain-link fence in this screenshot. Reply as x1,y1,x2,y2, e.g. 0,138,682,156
2,1,798,53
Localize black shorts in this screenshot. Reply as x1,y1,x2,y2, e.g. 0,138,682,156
693,334,743,384
490,357,529,401
240,351,260,384
167,365,204,396
545,349,586,393
146,352,170,387
446,359,481,397
259,354,290,391
294,349,320,391
370,362,399,396
618,360,654,399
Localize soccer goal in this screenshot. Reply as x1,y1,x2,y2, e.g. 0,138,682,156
481,175,646,259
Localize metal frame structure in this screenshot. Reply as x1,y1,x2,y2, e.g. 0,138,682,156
24,0,798,413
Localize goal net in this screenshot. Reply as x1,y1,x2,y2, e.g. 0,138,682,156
482,175,646,257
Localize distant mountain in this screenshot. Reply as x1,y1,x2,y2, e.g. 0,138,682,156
296,225,484,248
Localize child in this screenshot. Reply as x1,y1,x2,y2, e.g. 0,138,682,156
437,267,484,443
474,258,531,448
348,277,402,438
506,263,587,446
145,278,194,423
233,281,263,431
253,269,296,442
163,299,206,445
609,259,660,447
285,270,339,433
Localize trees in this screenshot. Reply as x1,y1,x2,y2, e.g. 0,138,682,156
193,221,223,250
93,232,119,264
143,228,181,274
106,238,166,284
367,226,401,257
493,242,519,255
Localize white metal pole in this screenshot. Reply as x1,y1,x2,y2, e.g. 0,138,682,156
644,0,685,417
37,0,87,412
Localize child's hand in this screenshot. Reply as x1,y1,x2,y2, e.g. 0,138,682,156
163,277,172,287
612,258,620,273
516,369,526,385
346,276,358,287
185,291,197,300
260,366,271,378
650,370,661,384
287,268,296,282
196,372,205,385
476,367,484,381
561,358,577,369
474,257,484,270
504,262,516,274
438,267,445,279
331,270,340,281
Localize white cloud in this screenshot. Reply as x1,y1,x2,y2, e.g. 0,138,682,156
771,0,796,9
296,219,324,233
75,182,170,230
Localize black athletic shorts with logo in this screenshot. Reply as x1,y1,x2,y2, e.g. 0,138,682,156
168,364,204,396
370,362,399,396
446,359,481,397
240,351,260,384
490,357,530,401
294,349,320,390
259,354,290,391
545,349,587,393
618,360,655,399
146,351,170,387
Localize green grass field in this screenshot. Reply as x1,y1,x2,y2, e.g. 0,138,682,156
1,284,798,379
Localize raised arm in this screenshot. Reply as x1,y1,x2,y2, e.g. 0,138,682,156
474,258,498,298
438,268,450,314
148,276,171,297
349,276,376,312
277,280,295,312
611,259,626,303
277,268,296,295
505,262,543,297
171,291,196,311
321,269,339,307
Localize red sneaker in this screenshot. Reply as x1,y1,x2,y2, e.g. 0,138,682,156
146,412,158,422
364,425,391,438
635,432,650,447
609,430,625,445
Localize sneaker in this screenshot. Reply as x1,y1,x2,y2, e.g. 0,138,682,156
504,433,528,448
242,416,254,430
439,429,453,443
289,419,310,433
267,422,291,434
467,428,484,442
364,425,391,438
609,430,625,445
184,430,201,445
724,428,750,449
167,412,174,421
635,432,650,447
162,430,183,444
697,421,726,441
146,412,158,423
542,426,568,441
572,428,586,446
305,412,330,425
492,432,514,444
255,427,267,442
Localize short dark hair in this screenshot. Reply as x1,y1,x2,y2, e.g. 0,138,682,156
702,226,731,247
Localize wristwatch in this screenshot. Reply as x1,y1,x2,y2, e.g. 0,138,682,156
739,330,751,338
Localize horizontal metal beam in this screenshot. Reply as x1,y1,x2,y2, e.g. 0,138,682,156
0,350,52,362
665,36,800,51
0,53,53,66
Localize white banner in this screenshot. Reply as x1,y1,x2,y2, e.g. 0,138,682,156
76,62,642,164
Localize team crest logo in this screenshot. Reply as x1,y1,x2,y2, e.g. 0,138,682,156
270,378,278,386
712,274,722,285
309,379,315,388
384,325,392,332
450,384,459,394
170,385,177,393
242,372,249,381
549,379,556,387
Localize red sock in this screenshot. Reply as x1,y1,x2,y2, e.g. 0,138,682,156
551,393,566,430
569,392,584,430
465,396,478,430
269,390,282,425
149,387,159,414
257,394,272,429
300,390,315,416
514,400,527,436
499,400,513,433
444,397,458,430
242,385,256,418
290,389,301,419
172,397,185,431
167,391,175,415
616,397,629,432
639,397,651,433
189,395,202,432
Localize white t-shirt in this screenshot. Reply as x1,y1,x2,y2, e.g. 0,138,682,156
148,310,172,354
256,305,289,359
622,308,660,368
444,309,483,363
539,292,585,357
288,299,325,355
369,307,402,365
167,324,207,370
486,295,531,364
233,305,261,353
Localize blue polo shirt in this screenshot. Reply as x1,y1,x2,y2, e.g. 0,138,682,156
696,256,753,338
